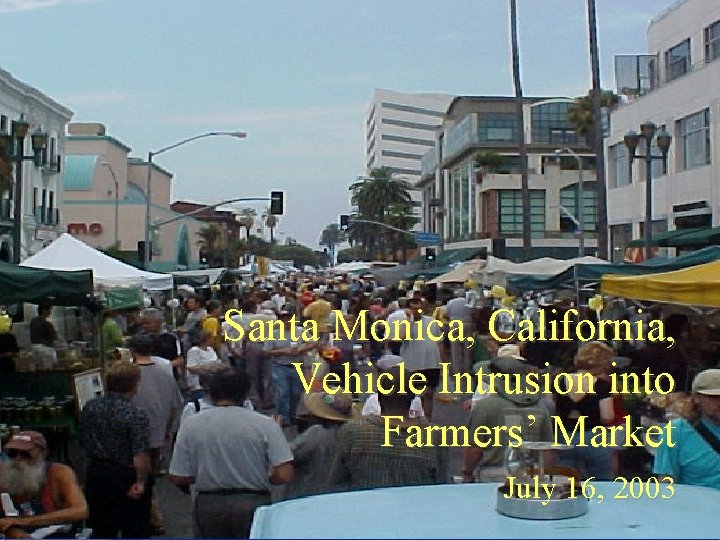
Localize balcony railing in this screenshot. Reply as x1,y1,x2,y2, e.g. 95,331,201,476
615,54,659,98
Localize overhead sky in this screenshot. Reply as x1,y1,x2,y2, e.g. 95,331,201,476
0,0,676,247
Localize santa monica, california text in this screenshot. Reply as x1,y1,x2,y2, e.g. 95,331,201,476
223,308,673,346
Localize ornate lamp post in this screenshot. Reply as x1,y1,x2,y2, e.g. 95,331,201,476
0,115,48,263
623,122,672,260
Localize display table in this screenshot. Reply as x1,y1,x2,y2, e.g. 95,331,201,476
250,482,720,538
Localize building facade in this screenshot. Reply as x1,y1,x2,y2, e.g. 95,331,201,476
62,123,205,271
366,89,454,228
607,0,720,261
0,67,72,262
419,96,597,260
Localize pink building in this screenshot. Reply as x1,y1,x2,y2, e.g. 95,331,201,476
62,123,204,271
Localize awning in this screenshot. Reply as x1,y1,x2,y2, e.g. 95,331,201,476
602,260,720,307
627,228,704,248
0,262,93,306
668,226,720,247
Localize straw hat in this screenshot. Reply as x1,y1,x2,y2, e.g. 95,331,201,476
304,390,361,422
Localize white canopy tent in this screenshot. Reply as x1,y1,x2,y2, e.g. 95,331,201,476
427,260,486,285
473,255,608,287
22,233,174,291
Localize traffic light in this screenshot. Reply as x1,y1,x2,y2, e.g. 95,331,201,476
270,191,284,215
340,214,350,230
425,248,436,262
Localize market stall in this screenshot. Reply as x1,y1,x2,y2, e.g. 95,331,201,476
427,259,485,285
21,233,173,291
477,255,607,288
601,260,720,307
0,262,97,459
508,245,720,293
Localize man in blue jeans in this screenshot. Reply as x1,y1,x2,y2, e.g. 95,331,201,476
264,308,316,426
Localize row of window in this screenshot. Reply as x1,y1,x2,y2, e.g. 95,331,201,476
664,19,720,84
497,186,597,235
609,107,711,188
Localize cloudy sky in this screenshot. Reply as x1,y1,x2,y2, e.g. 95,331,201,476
0,0,676,246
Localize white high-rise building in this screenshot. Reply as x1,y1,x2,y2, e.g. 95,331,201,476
365,89,453,228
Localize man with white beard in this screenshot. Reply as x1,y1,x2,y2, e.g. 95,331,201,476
0,431,87,537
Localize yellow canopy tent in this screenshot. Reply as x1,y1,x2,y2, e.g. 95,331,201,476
601,260,720,307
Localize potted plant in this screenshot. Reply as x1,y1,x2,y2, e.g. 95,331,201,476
474,152,505,182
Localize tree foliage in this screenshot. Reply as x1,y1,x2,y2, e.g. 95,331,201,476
567,89,620,145
347,166,418,260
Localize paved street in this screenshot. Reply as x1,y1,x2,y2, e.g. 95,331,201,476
158,393,471,538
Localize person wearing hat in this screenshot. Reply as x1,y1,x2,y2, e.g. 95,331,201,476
653,368,720,489
303,292,332,335
331,367,447,490
462,354,553,483
0,431,87,538
361,355,424,418
283,390,358,500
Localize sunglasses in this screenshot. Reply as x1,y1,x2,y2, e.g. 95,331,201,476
6,449,32,460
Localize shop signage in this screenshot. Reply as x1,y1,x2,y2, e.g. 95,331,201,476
67,223,103,235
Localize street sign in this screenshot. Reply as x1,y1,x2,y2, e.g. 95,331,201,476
413,231,440,246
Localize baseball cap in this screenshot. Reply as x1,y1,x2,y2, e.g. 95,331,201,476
692,369,720,395
5,431,47,451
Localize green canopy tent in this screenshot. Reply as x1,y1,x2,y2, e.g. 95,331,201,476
0,262,94,306
507,246,720,293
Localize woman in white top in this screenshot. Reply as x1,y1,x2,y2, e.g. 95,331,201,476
185,330,220,400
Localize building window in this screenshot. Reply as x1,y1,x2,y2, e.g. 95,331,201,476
679,109,710,170
478,113,519,142
530,102,579,145
665,38,690,82
610,143,630,188
498,190,545,236
705,20,720,62
560,182,597,233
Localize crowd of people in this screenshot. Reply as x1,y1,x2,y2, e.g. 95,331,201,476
0,272,717,538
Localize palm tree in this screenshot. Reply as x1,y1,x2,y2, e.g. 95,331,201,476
265,213,278,244
237,208,256,240
567,89,620,144
349,167,415,260
319,223,346,266
198,224,223,266
509,0,531,261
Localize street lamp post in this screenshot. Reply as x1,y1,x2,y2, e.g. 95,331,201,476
143,130,246,269
0,116,48,263
623,121,672,261
101,161,120,246
555,148,585,257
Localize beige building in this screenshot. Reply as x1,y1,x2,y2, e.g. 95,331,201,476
419,96,597,260
62,123,205,271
